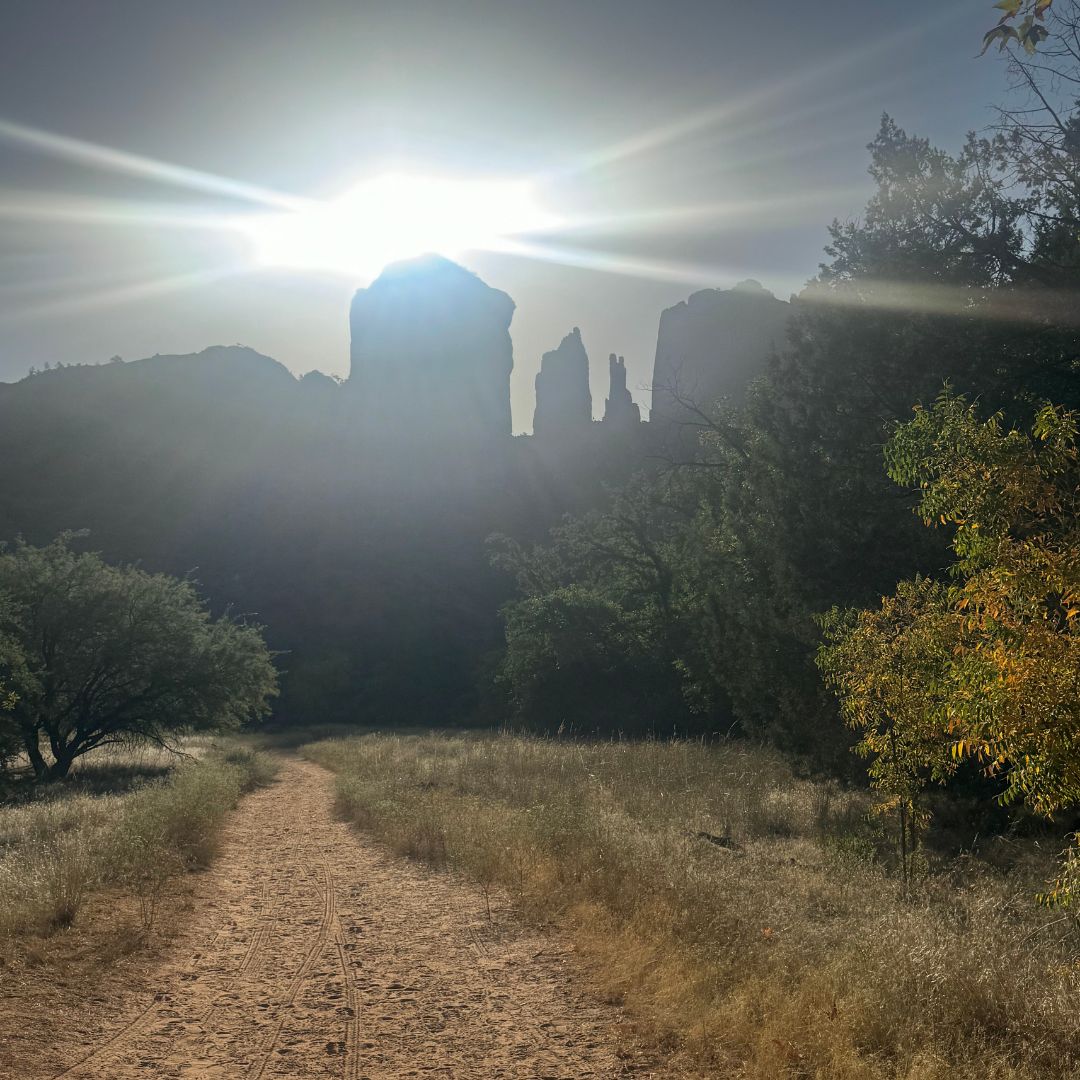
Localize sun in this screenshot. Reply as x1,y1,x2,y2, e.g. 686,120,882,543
237,172,558,279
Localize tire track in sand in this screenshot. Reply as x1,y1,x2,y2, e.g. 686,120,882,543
34,757,663,1079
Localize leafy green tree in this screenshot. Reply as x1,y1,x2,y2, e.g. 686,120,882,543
888,396,1080,819
499,585,675,733
0,536,278,781
0,593,23,774
0,680,18,777
491,473,713,734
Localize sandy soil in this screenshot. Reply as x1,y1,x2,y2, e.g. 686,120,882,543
8,757,664,1079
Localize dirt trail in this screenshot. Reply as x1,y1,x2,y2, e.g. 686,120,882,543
29,758,660,1079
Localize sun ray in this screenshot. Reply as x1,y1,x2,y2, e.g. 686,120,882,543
493,236,782,291
543,185,874,238
0,117,302,210
558,5,966,180
0,263,249,325
0,191,241,231
804,278,1080,326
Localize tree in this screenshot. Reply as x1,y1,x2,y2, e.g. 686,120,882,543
491,473,714,735
0,675,18,777
818,578,957,886
990,1,1080,289
820,394,1080,901
888,395,1080,818
689,105,1080,756
499,585,675,733
0,536,278,781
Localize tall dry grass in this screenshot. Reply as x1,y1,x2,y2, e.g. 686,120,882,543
307,732,1080,1079
0,739,276,944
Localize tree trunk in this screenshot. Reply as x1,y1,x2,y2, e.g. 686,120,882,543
23,733,49,781
22,730,75,782
46,754,73,781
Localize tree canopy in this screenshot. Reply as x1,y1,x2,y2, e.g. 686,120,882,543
0,536,278,781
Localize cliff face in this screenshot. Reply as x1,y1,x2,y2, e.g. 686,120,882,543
651,279,790,442
602,353,640,428
348,254,515,445
532,326,592,439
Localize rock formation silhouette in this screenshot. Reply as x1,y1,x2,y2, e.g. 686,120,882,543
532,327,592,440
0,256,793,727
348,254,515,446
651,279,789,450
602,353,640,428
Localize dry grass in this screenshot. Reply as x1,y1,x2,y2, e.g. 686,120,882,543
0,738,277,946
306,731,1080,1079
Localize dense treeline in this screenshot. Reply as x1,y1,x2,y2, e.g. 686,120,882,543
492,9,1080,787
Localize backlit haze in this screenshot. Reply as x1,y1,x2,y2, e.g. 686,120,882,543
0,1,1012,431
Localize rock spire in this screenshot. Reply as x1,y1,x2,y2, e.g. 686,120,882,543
532,326,592,439
602,353,640,427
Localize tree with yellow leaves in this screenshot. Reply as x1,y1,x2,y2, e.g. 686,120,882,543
819,392,1080,901
818,577,957,888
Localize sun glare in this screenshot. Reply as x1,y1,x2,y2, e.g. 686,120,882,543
238,172,558,278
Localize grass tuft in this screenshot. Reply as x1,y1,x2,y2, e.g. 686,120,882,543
0,739,277,943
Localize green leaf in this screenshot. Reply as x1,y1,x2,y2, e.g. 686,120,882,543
980,25,1019,54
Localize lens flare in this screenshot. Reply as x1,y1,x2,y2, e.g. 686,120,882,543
237,173,559,278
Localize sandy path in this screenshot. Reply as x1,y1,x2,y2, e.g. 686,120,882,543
38,757,657,1079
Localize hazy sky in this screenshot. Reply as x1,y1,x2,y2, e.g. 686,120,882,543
0,1,1014,431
